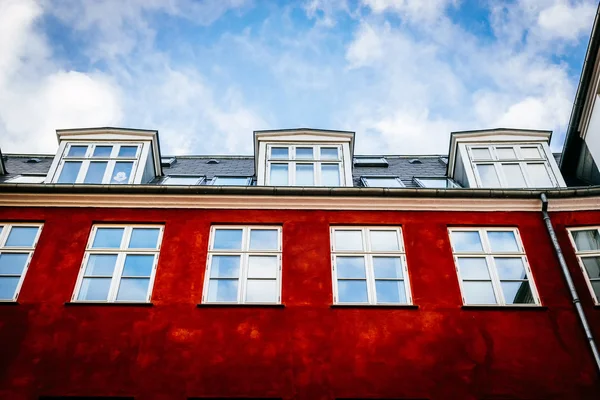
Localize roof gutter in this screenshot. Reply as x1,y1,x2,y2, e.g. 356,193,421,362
4,183,600,199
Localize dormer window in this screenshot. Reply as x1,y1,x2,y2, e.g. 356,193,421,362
255,129,355,187
447,129,566,189
55,143,141,184
468,144,557,188
46,128,163,185
267,144,342,186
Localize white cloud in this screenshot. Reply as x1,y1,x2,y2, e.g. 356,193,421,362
537,1,597,41
362,0,457,22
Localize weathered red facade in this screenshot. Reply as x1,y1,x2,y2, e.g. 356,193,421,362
0,206,599,399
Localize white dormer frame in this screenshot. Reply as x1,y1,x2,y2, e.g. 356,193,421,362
254,129,355,187
447,129,566,189
45,127,163,184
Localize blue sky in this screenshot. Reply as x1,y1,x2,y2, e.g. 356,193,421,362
0,0,597,156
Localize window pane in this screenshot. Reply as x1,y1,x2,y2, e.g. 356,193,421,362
0,253,28,275
334,230,363,251
129,228,160,249
476,164,500,187
582,257,600,279
321,147,339,160
247,256,278,279
271,147,289,159
416,178,456,188
572,230,600,251
296,164,315,186
84,254,117,276
5,227,39,247
0,277,20,299
246,280,278,303
501,164,526,188
77,278,111,301
67,145,87,157
84,161,108,184
57,161,82,183
118,146,137,158
336,256,366,279
463,281,497,304
212,177,249,186
375,280,406,304
338,280,368,303
526,164,553,187
373,257,403,279
92,146,112,157
592,281,600,299
450,231,483,252
496,147,516,159
471,148,491,160
116,278,149,301
488,231,519,252
370,230,400,251
501,281,534,304
521,147,542,159
164,176,201,185
249,229,278,250
364,177,402,187
210,255,240,278
495,257,527,280
122,255,154,277
321,164,341,186
92,228,124,248
111,162,133,184
213,229,243,250
270,164,288,185
457,257,490,280
296,147,313,159
208,279,238,302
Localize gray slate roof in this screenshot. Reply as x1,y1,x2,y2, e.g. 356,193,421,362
0,153,564,187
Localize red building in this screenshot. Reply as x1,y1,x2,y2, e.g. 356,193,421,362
3,12,600,400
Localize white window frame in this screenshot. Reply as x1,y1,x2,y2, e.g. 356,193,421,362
265,144,344,186
330,226,412,305
210,176,253,186
360,176,405,188
414,177,460,188
6,175,47,183
0,223,43,301
467,144,559,188
449,227,540,306
203,225,282,305
52,142,143,184
72,224,164,303
567,226,600,305
161,175,204,185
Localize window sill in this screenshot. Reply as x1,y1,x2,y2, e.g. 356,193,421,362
0,301,19,306
197,303,285,308
461,305,547,311
330,304,419,309
64,302,154,307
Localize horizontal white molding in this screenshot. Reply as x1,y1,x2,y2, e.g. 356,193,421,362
0,193,542,211
1,192,598,212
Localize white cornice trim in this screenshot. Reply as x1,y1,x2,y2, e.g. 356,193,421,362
0,193,541,211
547,196,600,212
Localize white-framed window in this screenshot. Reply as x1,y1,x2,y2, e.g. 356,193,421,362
6,175,46,183
203,226,282,304
0,223,43,301
361,176,405,188
567,227,600,304
331,227,411,305
211,176,252,186
448,228,540,306
53,143,142,184
414,177,461,188
467,144,558,188
72,225,164,303
354,157,388,167
162,176,204,185
266,144,343,186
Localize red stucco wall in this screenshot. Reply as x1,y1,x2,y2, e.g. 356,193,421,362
0,206,598,400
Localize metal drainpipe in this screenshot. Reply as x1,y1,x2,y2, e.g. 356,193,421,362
540,193,600,374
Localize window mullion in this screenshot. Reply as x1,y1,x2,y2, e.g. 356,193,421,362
75,160,90,183
366,254,376,304
487,254,504,305
109,252,126,302
239,252,247,304
493,162,507,188
519,162,533,188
